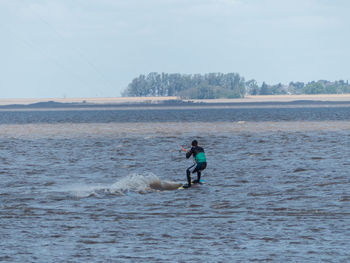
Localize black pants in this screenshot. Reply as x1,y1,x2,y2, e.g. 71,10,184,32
186,162,207,186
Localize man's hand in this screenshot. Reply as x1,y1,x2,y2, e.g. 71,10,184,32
179,145,188,152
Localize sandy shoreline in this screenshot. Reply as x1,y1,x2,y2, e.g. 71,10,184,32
0,96,178,106
190,94,350,103
1,94,350,106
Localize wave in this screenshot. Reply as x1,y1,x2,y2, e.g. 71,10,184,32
67,173,182,198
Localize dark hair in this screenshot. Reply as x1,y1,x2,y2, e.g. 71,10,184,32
191,140,198,146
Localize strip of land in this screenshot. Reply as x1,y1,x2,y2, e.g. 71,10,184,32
1,94,350,107
0,96,178,106
192,94,350,103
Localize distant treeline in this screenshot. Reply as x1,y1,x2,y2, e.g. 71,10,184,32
122,72,350,99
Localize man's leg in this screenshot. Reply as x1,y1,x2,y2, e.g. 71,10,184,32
192,162,206,184
196,171,201,183
186,171,191,187
186,164,196,187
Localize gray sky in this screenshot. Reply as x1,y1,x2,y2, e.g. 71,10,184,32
1,0,349,98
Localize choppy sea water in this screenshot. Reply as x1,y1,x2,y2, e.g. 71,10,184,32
1,105,350,262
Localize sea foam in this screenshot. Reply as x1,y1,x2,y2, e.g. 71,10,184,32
67,173,182,198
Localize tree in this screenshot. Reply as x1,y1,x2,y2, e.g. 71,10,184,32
122,73,350,98
259,82,270,95
302,81,325,94
288,82,304,94
246,79,259,95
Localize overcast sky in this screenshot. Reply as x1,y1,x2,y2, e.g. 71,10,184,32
1,0,349,98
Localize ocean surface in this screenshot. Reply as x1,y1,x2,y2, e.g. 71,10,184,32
1,104,350,262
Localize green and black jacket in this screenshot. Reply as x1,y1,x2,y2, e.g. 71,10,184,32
186,146,207,163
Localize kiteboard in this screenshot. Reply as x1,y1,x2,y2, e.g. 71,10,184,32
178,179,206,190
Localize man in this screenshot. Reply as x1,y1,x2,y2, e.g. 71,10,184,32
184,140,207,188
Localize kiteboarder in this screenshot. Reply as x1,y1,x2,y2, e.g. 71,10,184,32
183,140,207,188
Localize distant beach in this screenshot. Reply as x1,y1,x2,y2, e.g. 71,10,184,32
1,94,350,107
0,96,178,106
192,94,350,103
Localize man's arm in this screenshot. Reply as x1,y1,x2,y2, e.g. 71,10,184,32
186,147,193,159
